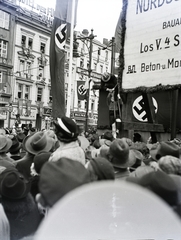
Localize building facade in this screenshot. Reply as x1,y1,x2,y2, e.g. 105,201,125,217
0,0,112,131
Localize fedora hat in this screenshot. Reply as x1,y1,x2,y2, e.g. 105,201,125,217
16,132,26,143
150,141,180,161
101,72,111,82
23,131,55,155
109,138,141,169
0,169,30,200
9,136,22,153
0,135,12,153
39,158,91,207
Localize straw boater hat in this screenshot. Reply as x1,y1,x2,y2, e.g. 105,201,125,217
23,131,55,155
0,135,12,153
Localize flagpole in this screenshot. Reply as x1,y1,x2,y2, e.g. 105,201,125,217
66,0,75,117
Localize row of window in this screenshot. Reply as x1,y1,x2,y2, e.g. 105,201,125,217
17,83,50,103
21,35,46,53
0,38,46,59
79,58,107,73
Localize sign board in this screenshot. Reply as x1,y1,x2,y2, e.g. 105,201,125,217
122,0,181,89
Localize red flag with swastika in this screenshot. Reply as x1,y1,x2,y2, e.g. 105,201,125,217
77,81,88,100
50,0,78,119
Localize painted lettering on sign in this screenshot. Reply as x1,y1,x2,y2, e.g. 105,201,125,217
136,0,179,14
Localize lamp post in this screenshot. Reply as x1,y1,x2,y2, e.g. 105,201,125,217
74,29,96,133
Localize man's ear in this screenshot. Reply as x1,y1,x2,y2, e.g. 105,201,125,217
36,193,47,208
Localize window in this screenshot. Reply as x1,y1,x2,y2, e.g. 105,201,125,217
105,50,108,61
17,84,23,99
0,40,8,58
19,59,25,76
24,85,30,99
100,65,103,73
0,10,10,30
40,42,45,53
26,62,31,77
21,35,26,47
37,87,43,102
91,100,94,112
78,100,81,109
49,89,52,102
85,101,87,110
94,62,97,71
80,58,84,68
38,66,44,80
0,71,2,83
28,38,33,49
21,35,33,49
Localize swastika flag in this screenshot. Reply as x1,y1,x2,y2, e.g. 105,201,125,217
77,81,88,101
50,0,78,118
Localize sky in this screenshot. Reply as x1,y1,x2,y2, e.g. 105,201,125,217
36,0,122,42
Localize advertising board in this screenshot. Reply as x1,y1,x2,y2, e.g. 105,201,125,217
122,0,181,89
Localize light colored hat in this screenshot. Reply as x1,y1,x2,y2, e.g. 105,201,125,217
0,135,12,153
150,141,180,161
109,138,139,169
23,131,55,155
158,155,181,175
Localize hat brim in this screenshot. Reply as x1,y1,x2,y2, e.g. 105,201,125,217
10,142,22,153
112,149,139,169
0,169,31,200
102,74,111,83
24,134,54,155
0,138,12,153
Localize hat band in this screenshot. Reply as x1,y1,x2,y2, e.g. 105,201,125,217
57,118,71,134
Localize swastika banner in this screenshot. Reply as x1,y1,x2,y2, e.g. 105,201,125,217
131,91,181,130
77,81,88,101
50,0,78,118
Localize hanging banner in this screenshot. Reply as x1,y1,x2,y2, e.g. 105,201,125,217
50,0,78,118
77,81,88,101
122,0,181,89
18,99,23,115
130,89,181,130
26,100,32,116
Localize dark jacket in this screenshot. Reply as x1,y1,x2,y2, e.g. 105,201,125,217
2,193,43,240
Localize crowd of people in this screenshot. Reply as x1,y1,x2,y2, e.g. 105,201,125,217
0,116,181,239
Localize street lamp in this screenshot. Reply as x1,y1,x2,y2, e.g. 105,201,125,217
74,29,96,133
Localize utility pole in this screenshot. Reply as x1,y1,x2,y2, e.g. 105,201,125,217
85,29,95,133
73,29,96,133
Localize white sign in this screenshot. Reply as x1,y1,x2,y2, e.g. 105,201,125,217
122,0,181,89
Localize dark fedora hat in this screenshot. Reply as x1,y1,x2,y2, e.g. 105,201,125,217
9,136,22,153
0,169,30,200
23,131,55,155
16,132,26,143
